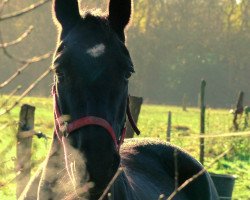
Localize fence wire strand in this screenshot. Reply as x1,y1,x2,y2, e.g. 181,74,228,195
176,131,250,139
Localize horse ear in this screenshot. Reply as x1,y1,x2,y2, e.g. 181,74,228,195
108,0,132,42
53,0,81,31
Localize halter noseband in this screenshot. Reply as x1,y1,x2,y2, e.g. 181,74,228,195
52,85,140,151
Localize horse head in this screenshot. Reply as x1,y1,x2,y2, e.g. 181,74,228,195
52,0,133,198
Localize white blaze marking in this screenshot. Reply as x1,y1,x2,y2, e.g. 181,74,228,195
86,43,105,58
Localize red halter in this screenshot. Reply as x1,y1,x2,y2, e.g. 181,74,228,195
52,86,140,151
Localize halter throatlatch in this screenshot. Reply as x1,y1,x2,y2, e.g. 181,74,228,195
52,86,140,151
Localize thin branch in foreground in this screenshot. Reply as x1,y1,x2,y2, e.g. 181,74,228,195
0,63,30,89
0,26,33,48
0,85,22,109
0,157,16,165
166,148,233,200
0,123,9,130
0,0,9,16
0,31,53,63
0,0,51,21
2,47,52,64
98,167,123,200
0,171,21,189
26,51,53,63
0,68,52,116
0,113,17,130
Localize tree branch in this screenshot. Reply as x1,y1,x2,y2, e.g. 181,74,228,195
0,63,30,89
0,0,51,21
0,0,10,15
167,148,233,200
0,30,53,64
98,168,123,200
0,26,33,48
0,85,22,109
0,67,52,116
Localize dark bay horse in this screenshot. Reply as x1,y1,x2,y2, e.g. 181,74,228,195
19,0,219,199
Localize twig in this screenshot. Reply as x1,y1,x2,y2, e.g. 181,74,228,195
0,171,21,189
0,63,30,89
0,30,52,64
0,0,51,21
0,26,33,48
0,46,52,89
0,68,52,116
25,52,53,63
64,182,94,200
0,0,9,16
2,48,52,64
0,113,18,130
166,148,233,200
0,157,16,165
0,140,14,155
0,123,9,130
98,167,123,200
0,85,22,108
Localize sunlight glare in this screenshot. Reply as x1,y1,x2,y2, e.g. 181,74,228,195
236,0,242,4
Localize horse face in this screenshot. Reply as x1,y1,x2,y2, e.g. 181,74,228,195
52,0,133,196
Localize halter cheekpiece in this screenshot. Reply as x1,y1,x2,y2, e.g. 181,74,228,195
52,85,140,151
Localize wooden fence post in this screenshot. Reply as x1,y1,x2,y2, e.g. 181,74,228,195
200,80,206,165
182,94,187,111
16,104,35,198
244,106,250,128
233,91,244,131
125,96,143,138
167,111,172,142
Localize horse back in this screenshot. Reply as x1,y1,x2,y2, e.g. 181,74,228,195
119,138,219,200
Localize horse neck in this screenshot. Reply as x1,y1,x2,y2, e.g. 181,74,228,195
111,171,136,200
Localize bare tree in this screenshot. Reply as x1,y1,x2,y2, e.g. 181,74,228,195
0,0,52,114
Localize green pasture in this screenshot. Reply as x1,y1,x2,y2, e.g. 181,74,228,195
0,96,249,199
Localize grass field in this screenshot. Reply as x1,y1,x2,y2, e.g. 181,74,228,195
0,96,249,199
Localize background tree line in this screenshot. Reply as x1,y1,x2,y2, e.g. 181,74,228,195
1,0,250,107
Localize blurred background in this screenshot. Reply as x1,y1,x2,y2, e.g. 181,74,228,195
1,0,250,108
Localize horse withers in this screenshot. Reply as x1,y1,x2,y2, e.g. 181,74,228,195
19,0,219,199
